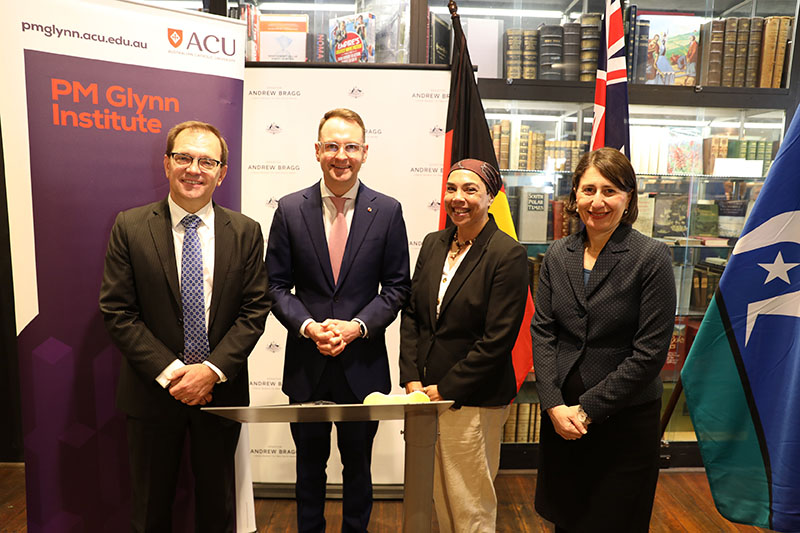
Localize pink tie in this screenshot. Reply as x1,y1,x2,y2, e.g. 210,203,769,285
329,196,347,283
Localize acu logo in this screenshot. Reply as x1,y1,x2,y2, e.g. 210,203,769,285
167,28,182,48
168,27,236,56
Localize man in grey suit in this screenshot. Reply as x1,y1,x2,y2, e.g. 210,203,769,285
99,121,270,532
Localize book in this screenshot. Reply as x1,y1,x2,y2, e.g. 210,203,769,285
528,403,539,443
636,19,651,83
307,33,329,62
499,120,511,169
643,14,701,86
522,29,539,80
667,129,703,175
695,266,710,307
429,11,451,64
633,193,656,237
717,198,748,238
653,194,689,238
745,17,764,87
772,16,793,88
732,17,750,87
505,28,523,79
699,19,724,86
699,236,731,246
562,22,581,81
759,16,781,87
516,402,531,442
721,17,738,87
503,402,518,442
240,3,261,61
517,187,550,243
690,200,719,237
551,200,564,240
661,321,687,382
518,124,530,170
259,13,309,62
580,13,602,82
329,12,376,63
625,3,638,82
691,267,703,309
539,24,564,81
491,123,501,164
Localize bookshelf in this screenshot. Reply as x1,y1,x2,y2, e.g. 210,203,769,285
223,0,800,468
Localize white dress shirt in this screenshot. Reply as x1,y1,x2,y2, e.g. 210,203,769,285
437,243,472,319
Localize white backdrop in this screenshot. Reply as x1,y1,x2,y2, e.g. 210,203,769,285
241,65,450,484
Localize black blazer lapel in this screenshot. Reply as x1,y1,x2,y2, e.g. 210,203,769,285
437,219,496,323
148,199,180,308
337,182,377,287
209,205,232,329
565,232,588,312
585,225,631,298
299,184,335,289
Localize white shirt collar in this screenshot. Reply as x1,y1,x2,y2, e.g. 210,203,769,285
320,179,359,201
167,195,214,230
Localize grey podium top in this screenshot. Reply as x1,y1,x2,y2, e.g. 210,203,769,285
203,401,454,424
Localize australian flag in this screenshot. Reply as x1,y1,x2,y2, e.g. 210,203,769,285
682,106,800,531
590,0,630,155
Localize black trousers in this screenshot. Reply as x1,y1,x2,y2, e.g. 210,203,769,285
126,407,240,533
290,358,378,533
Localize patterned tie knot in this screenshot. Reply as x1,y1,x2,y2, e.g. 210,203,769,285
331,196,347,214
181,214,201,230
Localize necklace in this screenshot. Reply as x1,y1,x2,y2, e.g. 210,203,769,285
450,231,474,260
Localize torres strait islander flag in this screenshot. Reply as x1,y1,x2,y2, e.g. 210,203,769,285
442,5,534,391
681,106,800,532
590,0,630,155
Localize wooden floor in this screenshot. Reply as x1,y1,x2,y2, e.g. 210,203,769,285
0,463,773,532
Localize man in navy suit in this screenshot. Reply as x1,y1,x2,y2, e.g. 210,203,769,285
266,108,411,532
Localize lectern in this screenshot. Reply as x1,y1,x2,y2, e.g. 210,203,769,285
204,401,453,532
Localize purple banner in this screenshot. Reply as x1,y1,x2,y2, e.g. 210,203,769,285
19,49,243,532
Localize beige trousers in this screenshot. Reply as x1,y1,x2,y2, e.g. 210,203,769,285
433,405,510,533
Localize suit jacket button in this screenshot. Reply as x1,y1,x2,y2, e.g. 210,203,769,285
334,296,339,302
178,317,183,324
576,309,586,318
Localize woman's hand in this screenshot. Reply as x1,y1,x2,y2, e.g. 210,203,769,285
404,381,424,394
547,405,589,440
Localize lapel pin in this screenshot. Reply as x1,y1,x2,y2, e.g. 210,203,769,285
367,207,373,212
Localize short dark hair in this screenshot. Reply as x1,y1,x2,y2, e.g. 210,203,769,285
165,120,228,166
318,108,366,141
565,147,638,225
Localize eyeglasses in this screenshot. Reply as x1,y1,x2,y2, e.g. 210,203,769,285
317,142,364,154
169,152,223,171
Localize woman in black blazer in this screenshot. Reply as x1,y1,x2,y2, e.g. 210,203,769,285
531,148,676,532
400,159,528,532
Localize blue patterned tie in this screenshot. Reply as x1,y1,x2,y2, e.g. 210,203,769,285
181,214,210,364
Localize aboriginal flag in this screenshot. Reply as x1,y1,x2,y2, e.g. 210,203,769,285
442,10,534,390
